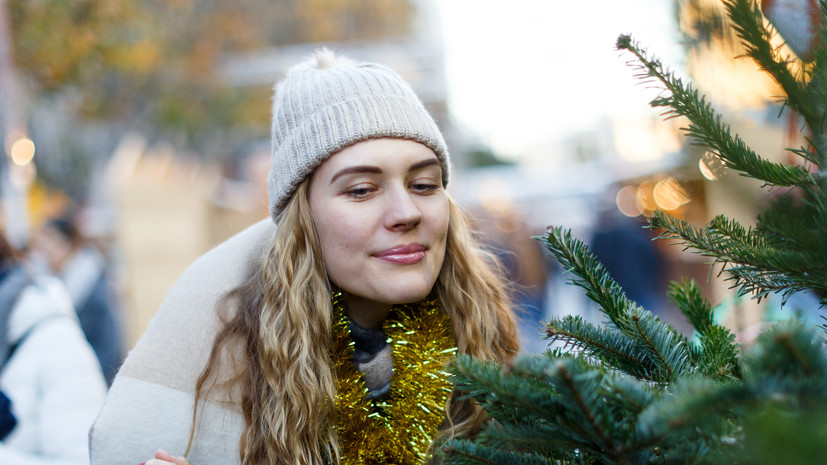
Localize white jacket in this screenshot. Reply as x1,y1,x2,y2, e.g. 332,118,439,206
0,274,107,464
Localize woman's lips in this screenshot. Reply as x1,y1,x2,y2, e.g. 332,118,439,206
373,244,426,265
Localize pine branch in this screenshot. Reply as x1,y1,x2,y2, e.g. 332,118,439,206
476,421,581,459
539,228,691,382
646,211,722,257
635,376,745,448
812,0,827,127
545,315,659,380
449,356,568,426
807,193,827,283
505,357,728,462
667,279,742,380
708,215,825,275
541,359,621,462
627,309,691,382
794,0,827,154
694,325,742,381
723,0,812,121
722,267,826,304
746,319,827,381
668,279,714,335
787,145,820,169
537,228,634,330
440,440,559,465
501,355,654,464
632,322,827,461
648,211,827,301
756,199,824,252
451,355,648,462
604,373,659,418
616,34,815,187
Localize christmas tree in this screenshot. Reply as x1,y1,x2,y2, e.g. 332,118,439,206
439,0,827,463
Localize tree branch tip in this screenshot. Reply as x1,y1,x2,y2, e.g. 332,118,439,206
616,34,633,50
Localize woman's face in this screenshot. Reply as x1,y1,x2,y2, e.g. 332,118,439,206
309,138,449,308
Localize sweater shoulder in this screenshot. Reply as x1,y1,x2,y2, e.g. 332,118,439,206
116,219,274,393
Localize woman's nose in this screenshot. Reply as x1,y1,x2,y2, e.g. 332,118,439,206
385,188,422,231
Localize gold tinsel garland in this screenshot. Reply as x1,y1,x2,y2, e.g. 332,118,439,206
330,290,456,465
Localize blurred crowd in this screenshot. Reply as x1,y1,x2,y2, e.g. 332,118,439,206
0,206,123,463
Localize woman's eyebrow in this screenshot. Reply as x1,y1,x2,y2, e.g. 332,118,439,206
329,158,439,184
409,158,440,172
330,166,382,184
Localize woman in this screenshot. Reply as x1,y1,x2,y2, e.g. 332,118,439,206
0,229,107,464
90,49,519,465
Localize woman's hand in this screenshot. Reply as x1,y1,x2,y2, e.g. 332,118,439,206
141,449,188,465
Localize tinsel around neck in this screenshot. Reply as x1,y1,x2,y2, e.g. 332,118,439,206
330,290,456,465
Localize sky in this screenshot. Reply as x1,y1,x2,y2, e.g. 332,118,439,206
436,0,685,159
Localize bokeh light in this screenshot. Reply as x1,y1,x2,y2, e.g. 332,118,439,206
653,177,690,211
616,185,643,217
636,180,656,213
9,137,35,166
699,151,726,180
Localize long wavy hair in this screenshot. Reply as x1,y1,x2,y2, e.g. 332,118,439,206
187,178,520,465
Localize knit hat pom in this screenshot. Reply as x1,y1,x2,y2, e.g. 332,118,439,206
315,48,343,69
291,47,356,72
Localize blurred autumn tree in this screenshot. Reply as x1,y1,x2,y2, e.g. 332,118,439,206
6,0,413,197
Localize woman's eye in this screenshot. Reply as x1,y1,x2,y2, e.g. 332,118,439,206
345,186,375,198
411,183,439,193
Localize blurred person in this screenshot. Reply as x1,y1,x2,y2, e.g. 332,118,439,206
29,216,124,385
476,208,549,353
0,227,108,463
90,49,521,465
590,207,665,314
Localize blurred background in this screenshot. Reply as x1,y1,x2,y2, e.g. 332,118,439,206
0,0,817,356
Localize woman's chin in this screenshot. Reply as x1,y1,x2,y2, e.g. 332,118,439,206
384,281,438,305
349,284,435,307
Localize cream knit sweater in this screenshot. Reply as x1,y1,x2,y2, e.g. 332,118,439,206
90,220,275,465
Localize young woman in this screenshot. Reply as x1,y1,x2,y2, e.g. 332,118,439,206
89,49,519,465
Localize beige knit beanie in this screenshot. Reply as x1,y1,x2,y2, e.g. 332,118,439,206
268,48,451,221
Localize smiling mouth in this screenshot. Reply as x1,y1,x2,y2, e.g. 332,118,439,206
373,244,427,265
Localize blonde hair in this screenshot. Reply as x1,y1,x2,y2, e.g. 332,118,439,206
189,179,519,464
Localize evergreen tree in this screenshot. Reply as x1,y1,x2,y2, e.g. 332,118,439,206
439,1,827,464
